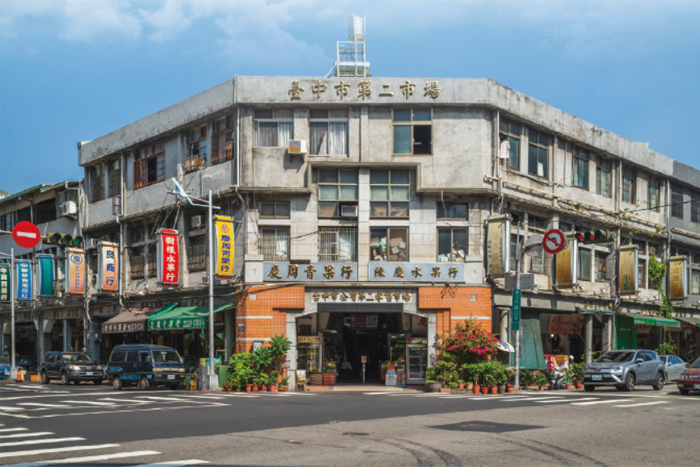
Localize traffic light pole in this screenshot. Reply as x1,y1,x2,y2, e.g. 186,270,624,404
514,224,521,392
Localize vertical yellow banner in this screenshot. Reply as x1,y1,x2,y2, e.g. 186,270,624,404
619,245,638,295
215,215,234,278
556,234,575,288
668,256,687,300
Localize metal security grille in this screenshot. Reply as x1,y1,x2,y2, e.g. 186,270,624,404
187,242,206,272
259,228,290,261
319,227,357,261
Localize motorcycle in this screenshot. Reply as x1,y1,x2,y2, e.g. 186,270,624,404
548,368,567,390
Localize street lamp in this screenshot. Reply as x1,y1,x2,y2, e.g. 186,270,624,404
168,179,221,391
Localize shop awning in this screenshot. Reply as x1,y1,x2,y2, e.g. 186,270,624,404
617,312,680,328
676,316,700,327
579,308,615,314
102,303,177,334
147,304,234,331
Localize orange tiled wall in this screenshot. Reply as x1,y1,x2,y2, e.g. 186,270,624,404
235,285,305,353
418,286,492,334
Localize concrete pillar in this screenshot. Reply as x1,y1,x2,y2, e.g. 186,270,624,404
36,319,50,366
584,314,593,363
225,307,234,361
427,312,438,366
286,312,298,390
602,315,614,351
499,307,509,341
63,320,72,352
87,320,100,361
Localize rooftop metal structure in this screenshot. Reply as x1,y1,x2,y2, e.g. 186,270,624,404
327,15,370,78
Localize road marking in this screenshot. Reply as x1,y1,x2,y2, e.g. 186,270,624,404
60,400,117,406
17,403,72,408
0,437,85,448
613,401,670,408
98,398,150,404
572,399,633,406
0,406,26,411
0,428,28,433
0,443,120,460
503,396,564,402
491,396,529,400
535,398,598,404
0,432,54,440
175,395,225,400
131,460,210,466
5,450,162,466
135,396,189,402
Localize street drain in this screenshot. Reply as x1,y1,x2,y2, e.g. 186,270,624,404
343,432,370,436
431,421,543,433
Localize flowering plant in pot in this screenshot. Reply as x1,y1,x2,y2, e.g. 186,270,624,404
279,376,289,392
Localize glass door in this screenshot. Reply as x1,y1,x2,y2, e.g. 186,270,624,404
407,345,427,381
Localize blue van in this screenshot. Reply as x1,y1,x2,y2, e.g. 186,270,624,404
105,344,185,390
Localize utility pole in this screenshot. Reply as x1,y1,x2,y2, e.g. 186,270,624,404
513,223,522,391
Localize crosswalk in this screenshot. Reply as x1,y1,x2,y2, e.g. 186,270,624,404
0,423,209,466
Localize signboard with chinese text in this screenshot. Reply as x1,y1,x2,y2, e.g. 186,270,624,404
310,289,413,303
215,216,234,279
38,254,54,296
351,314,378,330
0,263,11,302
16,260,32,301
548,314,584,335
619,245,638,295
65,249,85,296
148,316,205,331
157,229,180,287
98,242,118,294
102,321,146,334
668,256,687,301
298,336,322,344
511,289,521,331
486,216,509,277
367,262,465,282
263,262,357,282
555,233,577,288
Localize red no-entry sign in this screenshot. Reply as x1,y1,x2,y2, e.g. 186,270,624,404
542,229,566,255
12,221,41,249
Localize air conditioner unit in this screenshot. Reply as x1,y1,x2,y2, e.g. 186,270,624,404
191,215,205,230
59,201,78,217
84,239,100,250
288,139,308,155
341,205,358,218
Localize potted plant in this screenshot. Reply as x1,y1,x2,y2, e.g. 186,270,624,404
457,379,465,389
491,362,508,394
534,371,549,391
269,371,279,392
482,362,498,394
426,366,443,392
279,376,289,392
258,373,269,392
270,334,291,381
460,363,477,391
447,381,458,392
568,362,585,389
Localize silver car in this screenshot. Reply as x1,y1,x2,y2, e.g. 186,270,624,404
658,355,688,382
581,350,665,392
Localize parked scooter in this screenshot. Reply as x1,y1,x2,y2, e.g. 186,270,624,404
548,368,567,390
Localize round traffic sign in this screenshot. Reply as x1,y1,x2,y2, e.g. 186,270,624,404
12,221,41,249
542,229,566,255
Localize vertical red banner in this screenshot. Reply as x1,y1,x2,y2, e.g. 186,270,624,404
159,229,180,287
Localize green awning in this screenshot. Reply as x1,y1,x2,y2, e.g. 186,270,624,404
676,316,700,327
579,308,615,314
147,304,234,331
617,312,680,327
653,317,681,328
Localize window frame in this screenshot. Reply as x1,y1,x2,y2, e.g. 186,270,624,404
573,146,589,190
370,227,409,262
259,202,291,219
527,128,549,178
309,109,349,156
212,116,235,165
254,109,293,148
691,270,700,295
259,227,290,261
108,159,121,198
436,202,469,220
91,163,105,202
671,186,684,219
622,168,636,204
392,108,432,156
499,118,521,170
437,227,468,262
577,247,591,281
691,192,700,224
596,158,612,198
595,251,608,281
369,169,411,219
317,168,359,218
134,143,165,189
318,226,357,262
647,179,660,212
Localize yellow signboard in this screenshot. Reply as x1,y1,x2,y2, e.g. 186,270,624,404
214,215,234,279
668,256,687,300
619,245,638,295
555,234,575,288
486,216,509,277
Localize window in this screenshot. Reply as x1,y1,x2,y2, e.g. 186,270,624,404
691,270,700,295
530,251,544,274
691,192,700,223
647,180,660,212
110,351,125,362
317,169,358,218
16,207,31,223
437,202,468,220
578,248,591,280
509,234,522,272
528,128,549,178
370,169,410,218
134,143,165,189
573,147,589,189
671,186,684,219
438,228,468,262
0,212,14,231
528,216,548,232
393,109,432,155
187,236,206,272
370,228,408,261
212,116,234,165
254,109,293,147
319,227,357,262
259,228,289,261
622,168,636,204
259,202,290,219
309,109,348,155
91,163,105,202
108,159,121,198
499,118,521,169
559,222,574,233
128,247,156,279
596,252,607,281
596,159,612,198
34,199,56,224
638,258,647,289
185,126,207,173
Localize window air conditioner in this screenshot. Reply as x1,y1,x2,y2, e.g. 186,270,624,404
59,201,78,217
191,215,205,230
84,239,100,250
341,205,358,218
288,139,308,156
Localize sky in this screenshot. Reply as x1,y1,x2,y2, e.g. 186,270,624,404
1,0,699,194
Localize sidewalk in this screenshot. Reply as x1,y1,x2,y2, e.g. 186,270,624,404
305,384,424,392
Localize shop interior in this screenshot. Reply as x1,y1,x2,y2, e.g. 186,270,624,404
296,311,428,387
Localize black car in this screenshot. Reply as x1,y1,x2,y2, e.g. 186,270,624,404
104,344,185,390
39,351,103,385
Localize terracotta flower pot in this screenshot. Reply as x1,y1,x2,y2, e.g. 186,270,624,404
245,384,252,392
458,383,465,389
538,386,545,391
576,382,583,390
506,384,515,394
252,384,259,392
566,384,571,390
279,387,287,392
269,385,278,392
466,383,474,391
260,385,267,392
490,385,498,394
480,386,489,394
473,385,481,394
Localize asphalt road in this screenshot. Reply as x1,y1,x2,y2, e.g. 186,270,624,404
1,379,699,466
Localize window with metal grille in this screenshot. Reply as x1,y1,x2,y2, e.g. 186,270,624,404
317,169,358,218
259,202,290,219
597,159,612,198
128,248,155,279
528,128,549,178
134,143,165,189
509,233,522,272
187,237,206,272
319,227,357,261
212,116,234,165
370,228,408,262
573,147,589,189
622,168,635,204
647,180,660,212
671,186,684,219
638,258,647,289
393,109,432,155
499,118,521,170
437,228,468,262
254,109,293,147
528,216,548,232
91,163,105,202
259,228,290,261
108,159,121,198
370,169,410,218
184,126,207,173
309,109,348,155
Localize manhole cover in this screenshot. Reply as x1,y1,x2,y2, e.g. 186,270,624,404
431,421,543,433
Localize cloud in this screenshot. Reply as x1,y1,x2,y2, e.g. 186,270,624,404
60,0,141,42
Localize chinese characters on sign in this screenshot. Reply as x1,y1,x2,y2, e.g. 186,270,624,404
263,262,358,282
99,243,118,294
38,255,55,297
215,216,235,279
0,263,11,302
102,321,146,334
158,229,180,287
311,290,412,303
65,249,85,296
618,245,638,295
486,216,509,277
16,260,32,301
668,256,687,300
287,80,441,101
368,262,464,283
148,317,205,331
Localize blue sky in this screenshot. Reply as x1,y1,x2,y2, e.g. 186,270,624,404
1,0,699,194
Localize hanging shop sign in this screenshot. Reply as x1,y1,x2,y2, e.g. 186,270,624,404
486,216,510,277
555,233,577,289
215,215,234,279
668,256,688,301
65,248,85,296
38,254,55,296
263,262,358,282
16,260,32,301
298,336,322,344
157,229,180,287
311,289,412,303
0,263,11,302
548,314,584,335
368,262,465,282
350,314,378,330
53,309,82,320
98,242,118,294
619,245,639,295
